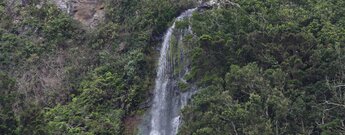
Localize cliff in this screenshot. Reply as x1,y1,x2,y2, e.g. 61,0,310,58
53,0,104,28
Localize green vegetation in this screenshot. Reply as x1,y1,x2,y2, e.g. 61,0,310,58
0,72,17,134
176,19,190,29
178,81,190,92
0,0,344,134
179,0,345,134
0,0,195,134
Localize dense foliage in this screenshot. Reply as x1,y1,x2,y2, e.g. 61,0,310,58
0,0,194,134
0,0,344,134
179,0,345,134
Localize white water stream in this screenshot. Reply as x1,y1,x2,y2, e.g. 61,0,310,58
139,8,197,135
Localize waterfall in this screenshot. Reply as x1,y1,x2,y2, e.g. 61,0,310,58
139,8,197,135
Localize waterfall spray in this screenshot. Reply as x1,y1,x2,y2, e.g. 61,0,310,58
139,8,197,135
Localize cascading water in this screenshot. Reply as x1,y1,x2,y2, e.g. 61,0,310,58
138,8,197,135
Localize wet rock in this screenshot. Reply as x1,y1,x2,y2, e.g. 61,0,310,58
199,2,213,9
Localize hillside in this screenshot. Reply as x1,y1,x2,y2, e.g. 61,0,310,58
0,0,344,135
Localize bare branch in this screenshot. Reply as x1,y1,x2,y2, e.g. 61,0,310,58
334,84,345,88
324,101,345,108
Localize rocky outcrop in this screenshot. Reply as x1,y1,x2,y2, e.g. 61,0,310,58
198,0,240,10
52,0,105,28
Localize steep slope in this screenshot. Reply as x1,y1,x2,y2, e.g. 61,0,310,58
139,8,197,135
178,0,345,134
0,0,195,134
1,0,344,135
53,0,105,28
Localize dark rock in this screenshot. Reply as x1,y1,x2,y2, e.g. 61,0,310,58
198,2,213,10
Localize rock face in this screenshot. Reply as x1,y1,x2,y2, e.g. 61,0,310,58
198,0,240,10
52,0,105,28
53,0,70,11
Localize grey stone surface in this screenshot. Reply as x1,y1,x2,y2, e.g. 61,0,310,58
52,0,105,28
